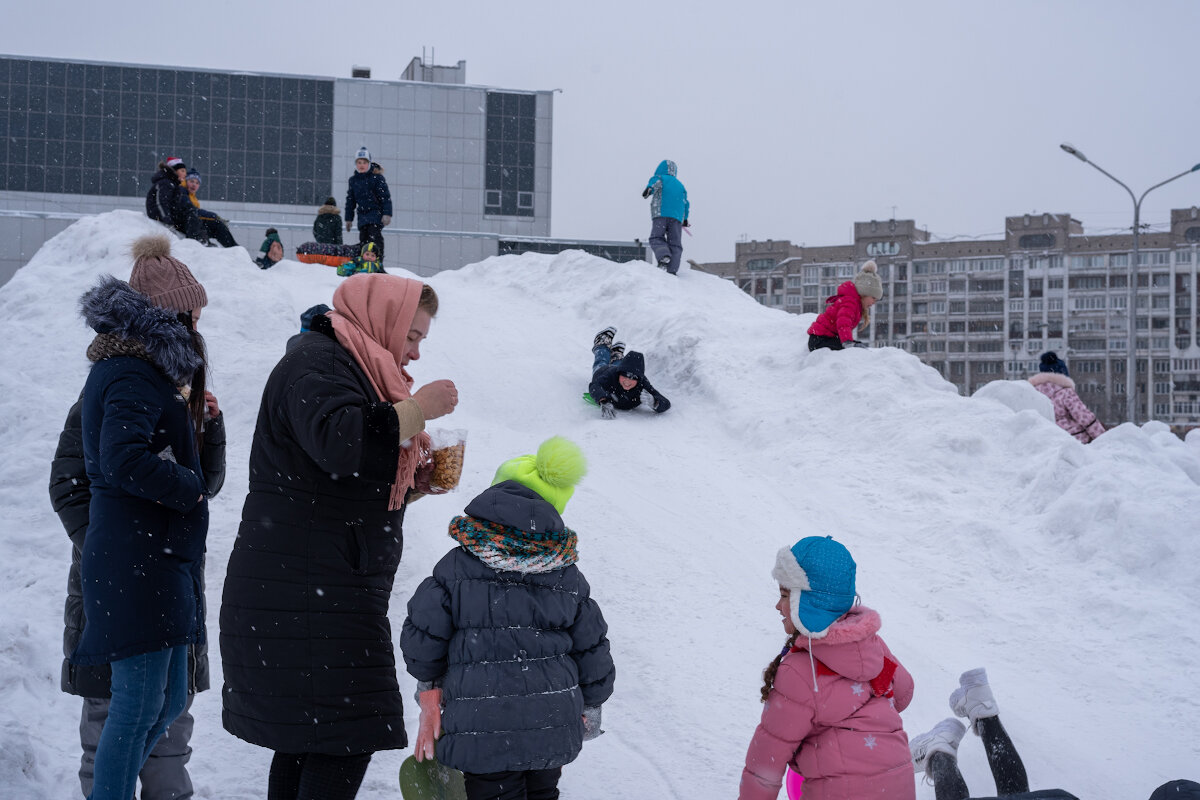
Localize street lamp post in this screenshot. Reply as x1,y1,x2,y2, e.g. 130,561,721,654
1058,144,1200,425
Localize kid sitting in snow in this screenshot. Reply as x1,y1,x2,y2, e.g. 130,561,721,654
807,260,884,351
255,228,283,270
588,326,671,419
400,436,615,800
739,535,915,800
336,241,386,277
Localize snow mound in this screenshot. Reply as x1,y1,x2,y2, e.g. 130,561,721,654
1,211,1197,799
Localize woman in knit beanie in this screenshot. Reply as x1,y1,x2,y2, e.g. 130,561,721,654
401,436,615,800
51,233,224,799
806,260,884,351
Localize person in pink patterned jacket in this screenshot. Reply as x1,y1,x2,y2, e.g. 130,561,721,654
739,535,915,800
1029,352,1106,443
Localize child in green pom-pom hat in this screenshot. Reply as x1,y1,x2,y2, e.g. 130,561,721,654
400,436,615,798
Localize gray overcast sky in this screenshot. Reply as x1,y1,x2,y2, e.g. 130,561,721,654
5,0,1200,264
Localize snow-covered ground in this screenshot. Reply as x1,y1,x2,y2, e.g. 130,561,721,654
1,211,1197,799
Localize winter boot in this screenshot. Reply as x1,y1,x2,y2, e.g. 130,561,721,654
910,718,966,776
593,326,617,348
949,667,998,734
657,256,671,270
609,342,626,362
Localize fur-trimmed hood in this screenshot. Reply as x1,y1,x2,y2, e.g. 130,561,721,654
1029,372,1076,390
79,276,202,385
317,203,341,216
788,606,886,682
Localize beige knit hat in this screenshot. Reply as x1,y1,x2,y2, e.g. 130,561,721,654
853,260,884,299
128,235,208,313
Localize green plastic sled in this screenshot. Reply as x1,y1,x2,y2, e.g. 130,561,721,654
399,754,467,800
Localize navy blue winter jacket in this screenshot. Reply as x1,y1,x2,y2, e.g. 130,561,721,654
401,482,616,774
345,165,393,227
589,350,671,412
70,278,208,666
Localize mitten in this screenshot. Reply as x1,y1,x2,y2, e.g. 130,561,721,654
582,706,604,741
600,402,616,420
642,187,652,199
682,219,690,227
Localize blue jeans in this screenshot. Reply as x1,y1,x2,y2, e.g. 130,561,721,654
90,645,188,800
592,344,614,375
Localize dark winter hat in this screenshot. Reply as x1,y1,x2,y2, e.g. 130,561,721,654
299,303,330,332
259,228,282,254
323,196,338,206
1039,351,1070,376
853,261,884,300
166,156,186,170
128,235,208,313
772,536,857,639
185,168,201,184
355,146,371,162
1149,780,1200,800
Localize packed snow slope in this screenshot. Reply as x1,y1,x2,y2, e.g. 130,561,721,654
1,211,1198,799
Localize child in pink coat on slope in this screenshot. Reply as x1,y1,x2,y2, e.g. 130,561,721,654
807,261,884,351
739,536,915,800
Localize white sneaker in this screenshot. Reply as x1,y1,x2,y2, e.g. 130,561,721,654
910,718,966,775
949,667,998,733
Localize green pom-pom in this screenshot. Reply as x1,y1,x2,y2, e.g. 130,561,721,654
535,436,587,489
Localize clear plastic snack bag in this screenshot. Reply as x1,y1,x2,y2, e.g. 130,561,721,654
417,428,466,494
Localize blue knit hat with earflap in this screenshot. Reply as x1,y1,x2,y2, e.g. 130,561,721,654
772,536,857,639
491,436,587,514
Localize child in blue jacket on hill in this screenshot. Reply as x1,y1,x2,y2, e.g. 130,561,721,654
642,159,689,274
345,146,392,265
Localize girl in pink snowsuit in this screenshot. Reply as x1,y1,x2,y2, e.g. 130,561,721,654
1028,353,1105,443
807,261,884,351
739,536,915,800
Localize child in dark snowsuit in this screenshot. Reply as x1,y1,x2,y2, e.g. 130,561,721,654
344,147,392,264
255,228,283,270
312,196,344,245
588,326,671,419
401,436,615,800
145,157,208,245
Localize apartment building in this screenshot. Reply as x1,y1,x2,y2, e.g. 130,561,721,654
695,209,1200,432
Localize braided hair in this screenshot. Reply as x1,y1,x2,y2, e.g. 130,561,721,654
760,631,800,702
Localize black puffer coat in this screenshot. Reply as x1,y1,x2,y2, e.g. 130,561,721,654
220,314,410,755
51,395,226,697
145,164,189,226
588,350,671,412
400,482,616,774
313,203,344,244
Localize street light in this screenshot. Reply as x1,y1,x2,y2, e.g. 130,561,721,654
1058,143,1200,425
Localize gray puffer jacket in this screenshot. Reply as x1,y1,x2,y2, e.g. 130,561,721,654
400,482,615,774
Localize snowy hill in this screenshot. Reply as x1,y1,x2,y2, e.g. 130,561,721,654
1,211,1197,799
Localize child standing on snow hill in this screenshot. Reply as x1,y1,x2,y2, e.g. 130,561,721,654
807,261,884,351
345,146,392,265
1028,352,1106,443
401,436,615,800
587,326,671,419
642,159,689,274
740,535,915,800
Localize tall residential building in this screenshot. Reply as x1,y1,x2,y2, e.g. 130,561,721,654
695,209,1200,434
0,54,645,285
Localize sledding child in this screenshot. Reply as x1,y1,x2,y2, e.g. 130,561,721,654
588,326,671,419
336,241,386,277
344,147,392,264
807,261,884,351
739,535,915,800
401,436,615,800
255,228,283,270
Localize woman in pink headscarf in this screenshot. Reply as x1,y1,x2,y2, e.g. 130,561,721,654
220,274,459,800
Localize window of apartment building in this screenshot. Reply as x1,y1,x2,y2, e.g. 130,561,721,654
949,321,966,333
1027,341,1042,352
1176,250,1193,264
1073,296,1107,311
912,282,927,294
949,361,966,376
929,321,947,333
892,322,907,336
911,341,928,353
1139,252,1170,266
1155,381,1172,395
1111,295,1127,310
1110,275,1128,289
786,276,803,289
913,302,928,314
1109,339,1127,351
1136,294,1149,308
1009,257,1027,268
1111,254,1129,267
891,283,907,296
930,301,947,314
837,264,854,278
930,341,946,351
912,320,927,333
1151,317,1169,330
803,285,818,298
930,281,948,293
803,266,819,281
822,266,837,278
1076,361,1103,373
1152,336,1170,349
1069,255,1105,268
1009,299,1024,312
1069,276,1105,290
1152,295,1170,309
1028,278,1044,297
1174,358,1200,371
969,341,1004,353
914,261,947,275
949,280,966,293
948,260,969,273
971,279,1004,293
1177,274,1192,293
949,341,965,352
746,258,776,271
1029,299,1043,311
949,301,966,314
786,295,803,307
1047,298,1063,311
968,319,1002,333
976,258,1004,271
1155,359,1170,374
1047,278,1064,290
1074,339,1107,351
1114,382,1126,394
895,263,908,280
1151,273,1170,288
1154,402,1171,416
485,91,537,217
804,303,818,314
975,362,1003,374
969,299,1004,314
1009,321,1023,338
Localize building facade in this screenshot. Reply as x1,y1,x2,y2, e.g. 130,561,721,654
696,209,1200,433
0,54,644,284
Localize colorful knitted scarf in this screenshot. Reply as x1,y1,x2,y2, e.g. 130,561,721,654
448,515,578,574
